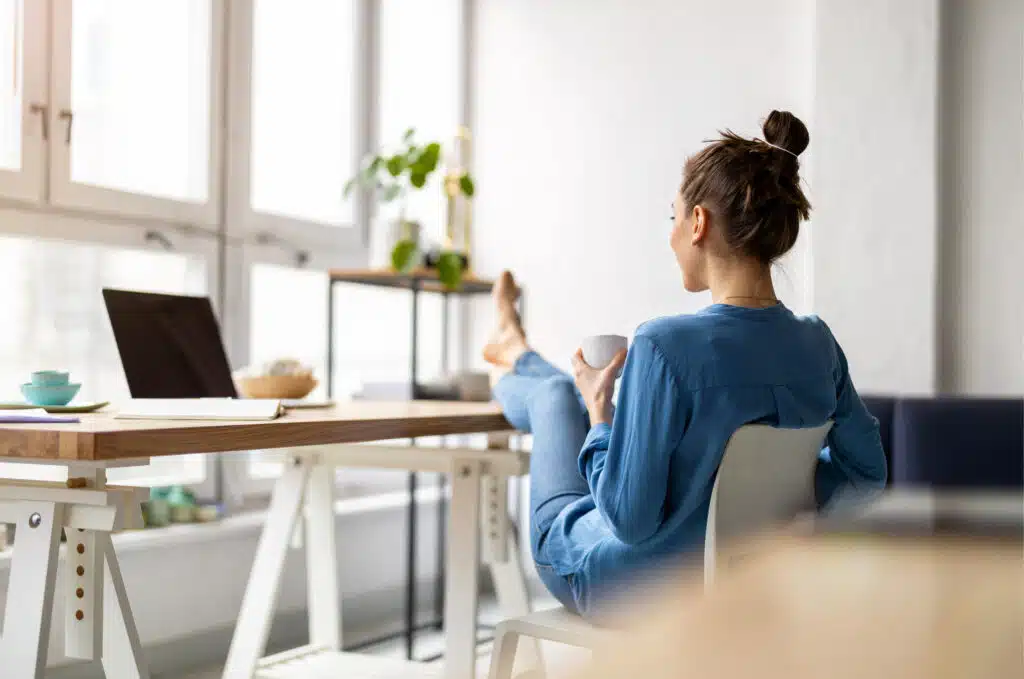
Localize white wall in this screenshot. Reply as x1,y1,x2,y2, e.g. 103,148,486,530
472,0,1020,396
938,0,1024,396
810,0,941,394
471,0,815,368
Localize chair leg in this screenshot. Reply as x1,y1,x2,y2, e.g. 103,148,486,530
488,624,521,679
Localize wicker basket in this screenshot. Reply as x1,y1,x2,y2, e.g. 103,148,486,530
237,374,318,400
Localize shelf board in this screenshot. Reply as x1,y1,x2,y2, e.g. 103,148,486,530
329,268,494,295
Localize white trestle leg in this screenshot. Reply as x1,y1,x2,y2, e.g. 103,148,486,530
222,459,312,679
0,466,148,679
0,501,65,678
66,466,106,661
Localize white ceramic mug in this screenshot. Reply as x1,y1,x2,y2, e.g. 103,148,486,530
580,334,628,370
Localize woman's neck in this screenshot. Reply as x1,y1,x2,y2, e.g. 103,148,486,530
707,258,778,308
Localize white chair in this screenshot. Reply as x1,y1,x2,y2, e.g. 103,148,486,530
487,422,833,679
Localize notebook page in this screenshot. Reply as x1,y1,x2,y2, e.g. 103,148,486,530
115,399,283,421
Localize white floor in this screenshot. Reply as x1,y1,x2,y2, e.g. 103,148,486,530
175,598,589,679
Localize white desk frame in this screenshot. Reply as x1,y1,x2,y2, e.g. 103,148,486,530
0,435,539,679
0,461,150,679
223,437,540,679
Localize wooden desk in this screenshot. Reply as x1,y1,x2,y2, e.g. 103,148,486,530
573,533,1023,679
0,401,508,461
0,402,530,679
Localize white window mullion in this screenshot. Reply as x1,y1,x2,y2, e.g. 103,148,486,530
47,0,224,226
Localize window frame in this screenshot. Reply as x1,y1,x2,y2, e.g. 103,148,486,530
0,0,475,502
223,0,372,263
46,0,226,226
224,0,475,499
0,205,222,499
0,0,49,204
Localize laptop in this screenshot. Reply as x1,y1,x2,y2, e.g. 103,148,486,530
103,289,326,417
102,289,238,399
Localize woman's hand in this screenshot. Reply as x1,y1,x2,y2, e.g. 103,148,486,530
571,348,627,426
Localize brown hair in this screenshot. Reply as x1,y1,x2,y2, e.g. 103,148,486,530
680,110,811,264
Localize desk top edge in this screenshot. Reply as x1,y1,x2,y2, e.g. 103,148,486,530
0,401,512,462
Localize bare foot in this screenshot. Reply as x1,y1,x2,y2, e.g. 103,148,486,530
483,324,528,368
492,270,521,328
483,271,528,367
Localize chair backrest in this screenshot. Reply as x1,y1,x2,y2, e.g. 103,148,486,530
704,422,833,587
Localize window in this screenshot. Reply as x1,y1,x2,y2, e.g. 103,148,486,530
228,0,363,255
249,0,356,227
229,0,469,497
244,264,449,495
0,1,224,495
0,0,23,172
248,263,329,387
0,0,469,503
68,0,212,203
378,0,461,244
0,0,46,203
0,234,214,493
47,0,223,223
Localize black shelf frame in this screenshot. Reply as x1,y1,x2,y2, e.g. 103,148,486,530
325,271,510,662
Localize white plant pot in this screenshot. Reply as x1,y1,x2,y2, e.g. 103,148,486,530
370,218,422,270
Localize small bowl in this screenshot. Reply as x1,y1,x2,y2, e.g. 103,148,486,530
170,504,195,523
142,500,170,528
21,382,81,407
31,370,70,387
238,374,318,400
195,505,221,523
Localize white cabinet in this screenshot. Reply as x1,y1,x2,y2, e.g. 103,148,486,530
0,0,223,224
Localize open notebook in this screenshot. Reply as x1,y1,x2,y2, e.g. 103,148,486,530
115,398,283,421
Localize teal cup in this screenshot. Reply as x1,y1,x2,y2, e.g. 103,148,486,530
31,370,70,387
23,371,79,406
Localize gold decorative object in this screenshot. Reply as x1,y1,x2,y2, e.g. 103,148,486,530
443,126,474,270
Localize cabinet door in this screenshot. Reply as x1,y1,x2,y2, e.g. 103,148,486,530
0,0,48,204
48,0,223,225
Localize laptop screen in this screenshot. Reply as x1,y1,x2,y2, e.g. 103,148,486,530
102,289,238,399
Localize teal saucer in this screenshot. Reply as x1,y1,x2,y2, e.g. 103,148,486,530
0,400,108,413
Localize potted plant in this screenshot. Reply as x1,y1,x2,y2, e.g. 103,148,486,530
344,129,475,288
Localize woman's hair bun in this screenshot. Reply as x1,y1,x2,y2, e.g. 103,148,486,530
762,110,809,157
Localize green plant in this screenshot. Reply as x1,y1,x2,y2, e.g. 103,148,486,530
390,239,419,272
436,251,464,289
345,129,475,286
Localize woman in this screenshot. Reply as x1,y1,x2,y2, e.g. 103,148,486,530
484,110,887,617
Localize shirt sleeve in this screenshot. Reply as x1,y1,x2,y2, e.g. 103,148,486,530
816,326,888,506
578,335,689,545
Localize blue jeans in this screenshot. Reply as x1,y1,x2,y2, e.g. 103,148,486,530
492,351,590,612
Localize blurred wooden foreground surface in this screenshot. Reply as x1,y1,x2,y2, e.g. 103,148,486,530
571,532,1022,679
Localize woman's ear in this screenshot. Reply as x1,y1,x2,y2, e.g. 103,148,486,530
691,205,709,245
